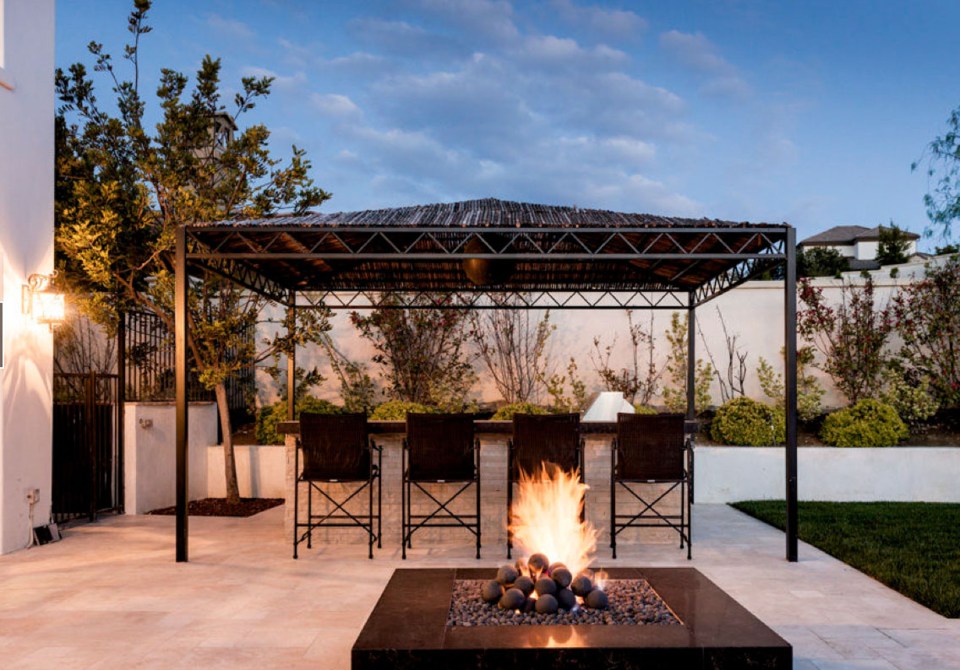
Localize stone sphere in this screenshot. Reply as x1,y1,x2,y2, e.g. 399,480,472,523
527,553,550,574
535,594,559,614
548,561,566,575
571,575,594,598
556,588,577,610
585,588,609,610
498,587,526,610
497,564,519,586
535,577,557,597
551,567,573,589
514,575,535,596
522,597,537,614
481,580,503,603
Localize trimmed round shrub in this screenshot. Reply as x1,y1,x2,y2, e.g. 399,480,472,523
710,397,785,446
491,402,549,420
820,399,908,447
256,396,343,445
633,404,658,415
369,400,437,421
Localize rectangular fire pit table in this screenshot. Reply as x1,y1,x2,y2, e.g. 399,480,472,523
352,567,791,669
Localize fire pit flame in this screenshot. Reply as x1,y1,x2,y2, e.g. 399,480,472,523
509,463,597,578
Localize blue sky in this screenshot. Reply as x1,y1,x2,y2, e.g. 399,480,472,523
56,1,960,244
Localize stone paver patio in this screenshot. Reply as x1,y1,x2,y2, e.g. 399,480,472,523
1,504,957,669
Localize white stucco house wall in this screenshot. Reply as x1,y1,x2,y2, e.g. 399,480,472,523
0,0,56,554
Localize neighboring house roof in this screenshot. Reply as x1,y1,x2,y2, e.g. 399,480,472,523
847,258,881,271
800,225,920,246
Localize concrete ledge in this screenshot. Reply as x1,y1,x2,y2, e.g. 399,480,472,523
694,446,960,503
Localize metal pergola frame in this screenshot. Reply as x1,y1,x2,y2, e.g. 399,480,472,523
173,200,799,563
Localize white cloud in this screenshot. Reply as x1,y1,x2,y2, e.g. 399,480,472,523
550,0,648,41
416,0,519,42
205,13,254,41
659,30,751,100
310,93,361,117
240,65,306,91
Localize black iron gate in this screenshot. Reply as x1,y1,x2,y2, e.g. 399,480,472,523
52,373,123,524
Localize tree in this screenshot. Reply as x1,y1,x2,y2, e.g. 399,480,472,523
891,256,960,406
697,307,747,403
471,307,554,404
55,1,331,502
914,104,960,238
797,278,891,404
662,313,713,414
875,222,911,266
798,246,849,278
589,310,664,405
350,295,476,409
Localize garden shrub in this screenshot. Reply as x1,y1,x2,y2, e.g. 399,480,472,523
256,396,343,445
710,397,785,446
369,400,437,421
491,402,549,420
880,368,939,425
820,399,908,447
633,404,658,415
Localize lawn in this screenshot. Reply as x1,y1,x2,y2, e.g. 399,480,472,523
730,501,960,618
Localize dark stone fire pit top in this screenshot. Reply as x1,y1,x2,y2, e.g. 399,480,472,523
352,567,792,670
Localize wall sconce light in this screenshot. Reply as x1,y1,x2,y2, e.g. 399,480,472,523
22,272,65,329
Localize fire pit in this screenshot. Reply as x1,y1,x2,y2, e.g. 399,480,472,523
352,567,792,669
353,463,791,668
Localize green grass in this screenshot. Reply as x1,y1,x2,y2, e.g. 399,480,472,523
730,501,960,618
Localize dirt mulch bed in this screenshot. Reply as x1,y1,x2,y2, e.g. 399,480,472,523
148,498,284,517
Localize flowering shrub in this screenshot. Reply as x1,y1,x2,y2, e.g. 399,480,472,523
820,399,908,447
798,278,892,404
710,397,785,446
891,256,960,406
491,402,549,420
756,346,825,422
879,368,939,425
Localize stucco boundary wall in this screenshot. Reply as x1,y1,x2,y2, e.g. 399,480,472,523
694,446,960,504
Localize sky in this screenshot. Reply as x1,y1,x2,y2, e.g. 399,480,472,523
55,0,960,245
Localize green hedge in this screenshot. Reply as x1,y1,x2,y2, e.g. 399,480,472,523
820,399,908,447
256,396,343,445
710,397,785,446
369,400,437,421
633,404,658,415
491,402,549,420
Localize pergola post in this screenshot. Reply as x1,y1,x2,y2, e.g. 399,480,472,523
287,290,296,421
686,295,696,421
175,225,189,562
784,228,799,562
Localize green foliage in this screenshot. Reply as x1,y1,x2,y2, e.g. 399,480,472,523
798,246,850,278
320,334,378,414
756,346,825,422
731,500,960,618
542,357,588,413
662,313,714,414
632,404,658,415
913,104,960,237
471,308,554,404
880,367,939,425
798,278,892,404
875,222,912,266
369,400,437,421
491,402,549,420
710,397,785,446
256,396,343,446
350,295,475,410
820,399,908,447
936,243,959,255
590,311,664,406
892,256,960,406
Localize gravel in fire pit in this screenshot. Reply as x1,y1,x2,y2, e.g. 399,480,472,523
447,579,681,627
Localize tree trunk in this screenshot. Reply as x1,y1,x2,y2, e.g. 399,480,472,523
215,382,241,503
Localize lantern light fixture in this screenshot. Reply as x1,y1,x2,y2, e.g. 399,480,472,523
22,271,65,329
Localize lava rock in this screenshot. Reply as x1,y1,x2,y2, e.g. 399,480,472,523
551,567,573,589
481,580,503,603
514,575,535,596
534,577,557,597
498,587,525,610
571,575,594,597
496,564,519,586
535,593,559,614
585,588,609,610
527,553,550,574
556,587,576,610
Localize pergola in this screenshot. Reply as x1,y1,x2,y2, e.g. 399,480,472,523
174,198,799,562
